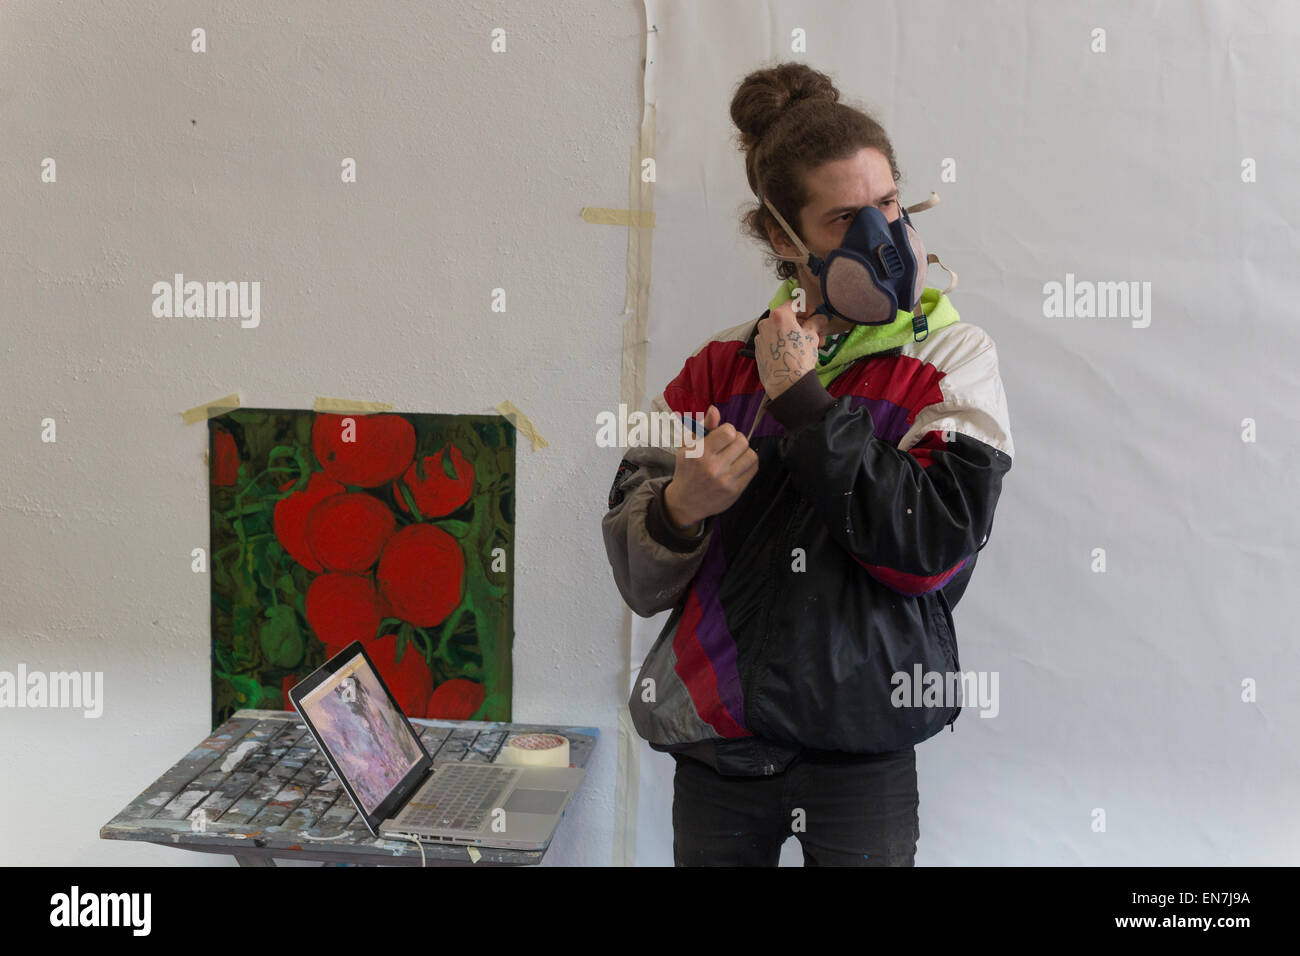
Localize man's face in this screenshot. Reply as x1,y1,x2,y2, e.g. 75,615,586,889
766,146,900,346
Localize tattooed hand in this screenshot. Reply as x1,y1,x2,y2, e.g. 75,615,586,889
754,300,825,400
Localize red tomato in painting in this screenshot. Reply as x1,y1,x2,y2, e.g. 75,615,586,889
282,673,299,708
303,492,396,573
375,525,465,627
393,443,475,517
311,413,416,488
372,637,435,716
212,429,241,486
374,583,397,620
304,572,383,651
427,678,486,720
274,473,346,572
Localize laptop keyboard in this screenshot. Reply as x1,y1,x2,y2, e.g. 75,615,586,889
397,764,521,833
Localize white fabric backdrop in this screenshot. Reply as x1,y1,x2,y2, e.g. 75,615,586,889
631,0,1300,865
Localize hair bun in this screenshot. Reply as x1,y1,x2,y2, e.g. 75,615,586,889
731,63,840,151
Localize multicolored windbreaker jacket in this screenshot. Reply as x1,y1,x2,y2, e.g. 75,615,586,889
602,284,1014,776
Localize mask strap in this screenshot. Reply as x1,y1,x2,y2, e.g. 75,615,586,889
758,193,814,265
906,192,958,296
905,191,940,214
927,253,958,296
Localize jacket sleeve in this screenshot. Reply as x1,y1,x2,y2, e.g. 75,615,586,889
764,325,1013,596
601,392,714,618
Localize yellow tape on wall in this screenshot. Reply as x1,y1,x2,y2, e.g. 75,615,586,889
181,393,240,425
312,397,394,413
492,400,549,451
582,207,656,228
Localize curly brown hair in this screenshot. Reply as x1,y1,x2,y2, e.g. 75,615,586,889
731,62,902,281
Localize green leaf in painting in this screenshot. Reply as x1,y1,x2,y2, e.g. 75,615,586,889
260,604,304,669
396,622,412,664
441,446,459,480
213,557,232,589
474,692,508,721
252,539,277,591
223,672,262,706
397,482,423,520
256,683,283,710
415,627,434,666
213,642,235,673
232,615,257,666
243,511,272,537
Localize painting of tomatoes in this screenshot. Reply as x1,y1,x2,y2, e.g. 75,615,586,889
208,409,514,729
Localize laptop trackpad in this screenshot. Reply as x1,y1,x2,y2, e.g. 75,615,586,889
504,788,567,815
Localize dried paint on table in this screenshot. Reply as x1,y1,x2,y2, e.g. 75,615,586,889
208,408,515,729
100,712,599,866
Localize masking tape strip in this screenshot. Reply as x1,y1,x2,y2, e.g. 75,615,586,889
621,102,655,419
182,393,240,425
612,83,657,867
313,397,394,413
614,696,641,868
583,206,656,228
492,400,548,451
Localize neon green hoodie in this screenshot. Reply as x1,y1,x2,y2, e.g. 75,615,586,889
766,279,962,389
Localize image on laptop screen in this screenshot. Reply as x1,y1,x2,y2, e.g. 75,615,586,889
298,652,425,815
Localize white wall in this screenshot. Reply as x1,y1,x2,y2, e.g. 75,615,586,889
0,0,643,865
631,0,1300,865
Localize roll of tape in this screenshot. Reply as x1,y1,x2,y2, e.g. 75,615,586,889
498,733,570,767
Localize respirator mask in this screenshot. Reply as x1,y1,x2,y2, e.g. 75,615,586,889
759,187,957,331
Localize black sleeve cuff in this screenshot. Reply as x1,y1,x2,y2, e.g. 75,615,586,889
766,371,836,432
646,485,709,552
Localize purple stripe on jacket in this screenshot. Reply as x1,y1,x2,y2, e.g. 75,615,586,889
685,523,747,727
721,390,913,445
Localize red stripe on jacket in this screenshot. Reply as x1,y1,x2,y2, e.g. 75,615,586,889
672,585,752,738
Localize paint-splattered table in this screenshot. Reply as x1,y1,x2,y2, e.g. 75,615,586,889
100,709,598,866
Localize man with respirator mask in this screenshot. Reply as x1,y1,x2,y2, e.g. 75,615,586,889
739,172,958,438
603,63,1014,867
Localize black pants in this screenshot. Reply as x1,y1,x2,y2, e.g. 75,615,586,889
672,747,919,866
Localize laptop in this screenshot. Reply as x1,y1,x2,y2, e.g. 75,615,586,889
288,641,585,850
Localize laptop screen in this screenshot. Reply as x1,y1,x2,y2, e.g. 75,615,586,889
296,650,426,816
